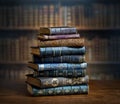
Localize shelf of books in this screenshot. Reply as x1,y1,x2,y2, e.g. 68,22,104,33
0,3,120,30
85,34,120,64
0,32,120,64
0,64,32,80
0,33,38,64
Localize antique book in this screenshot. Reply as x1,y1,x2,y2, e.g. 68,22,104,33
27,83,89,96
32,55,85,63
38,38,84,47
26,74,89,88
31,46,86,57
39,27,77,35
33,69,86,77
28,62,87,71
37,33,80,40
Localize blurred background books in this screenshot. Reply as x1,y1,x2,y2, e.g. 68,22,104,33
0,0,120,81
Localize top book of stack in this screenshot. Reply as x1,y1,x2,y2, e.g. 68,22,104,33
38,26,77,35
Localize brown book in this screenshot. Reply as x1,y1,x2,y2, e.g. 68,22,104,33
38,38,84,47
39,27,77,35
26,74,89,88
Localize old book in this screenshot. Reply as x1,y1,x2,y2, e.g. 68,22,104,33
26,74,89,88
39,27,77,35
38,38,84,47
28,62,87,71
33,69,86,77
27,83,89,96
31,46,86,57
37,33,80,40
32,55,85,63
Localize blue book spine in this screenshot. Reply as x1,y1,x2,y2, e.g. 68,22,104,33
33,55,85,63
33,69,86,77
27,84,89,96
40,46,85,56
37,63,87,71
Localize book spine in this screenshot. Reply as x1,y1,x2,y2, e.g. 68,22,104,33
56,27,77,34
28,76,89,88
38,38,84,47
40,46,86,56
33,69,86,77
33,55,85,63
37,63,87,71
37,34,80,40
27,84,89,96
40,27,77,35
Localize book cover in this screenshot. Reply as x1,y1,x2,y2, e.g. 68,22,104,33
37,33,80,40
28,62,87,71
39,27,77,35
31,46,86,57
26,74,89,88
32,55,85,63
27,83,89,96
33,69,86,77
38,38,84,47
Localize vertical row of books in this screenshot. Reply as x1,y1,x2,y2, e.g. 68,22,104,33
1,34,120,64
0,64,32,80
0,3,120,29
0,4,62,29
65,4,120,29
0,35,35,64
108,35,120,62
26,27,89,96
85,35,120,63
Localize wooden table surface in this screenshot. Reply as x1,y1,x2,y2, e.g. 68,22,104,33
0,80,120,104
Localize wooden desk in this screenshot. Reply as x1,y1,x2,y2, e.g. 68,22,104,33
0,80,120,104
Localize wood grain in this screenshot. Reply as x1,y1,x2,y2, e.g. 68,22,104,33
0,80,120,104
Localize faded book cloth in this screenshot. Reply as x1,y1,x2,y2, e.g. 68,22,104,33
38,38,85,47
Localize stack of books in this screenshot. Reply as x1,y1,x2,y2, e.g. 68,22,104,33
26,26,89,96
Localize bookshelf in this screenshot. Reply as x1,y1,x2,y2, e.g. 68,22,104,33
0,0,120,80
0,0,120,30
